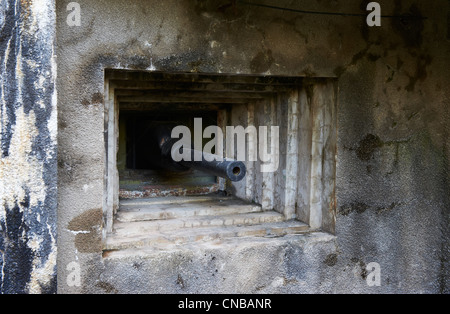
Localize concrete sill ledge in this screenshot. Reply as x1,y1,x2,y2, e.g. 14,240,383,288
103,231,336,259
98,231,336,294
97,196,336,294
103,195,335,259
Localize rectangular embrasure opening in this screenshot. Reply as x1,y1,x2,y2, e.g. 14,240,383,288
103,70,337,249
118,109,220,196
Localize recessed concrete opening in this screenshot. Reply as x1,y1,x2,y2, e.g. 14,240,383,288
103,70,338,252
118,110,219,195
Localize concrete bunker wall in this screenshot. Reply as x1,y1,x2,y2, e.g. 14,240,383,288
0,0,448,294
55,0,449,294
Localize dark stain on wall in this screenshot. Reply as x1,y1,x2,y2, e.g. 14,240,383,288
340,201,404,217
339,202,370,216
356,134,383,161
376,202,402,215
177,274,186,289
405,54,432,91
67,208,103,231
68,209,103,253
58,154,84,183
81,92,104,107
353,258,369,280
95,281,118,294
73,231,102,254
194,0,244,19
91,92,104,104
217,0,238,15
323,253,338,267
333,40,379,77
250,50,274,74
391,1,425,48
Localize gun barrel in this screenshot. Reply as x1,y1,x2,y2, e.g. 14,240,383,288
179,148,246,182
153,125,246,182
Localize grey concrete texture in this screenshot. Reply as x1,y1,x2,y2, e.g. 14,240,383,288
89,233,338,294
1,0,446,294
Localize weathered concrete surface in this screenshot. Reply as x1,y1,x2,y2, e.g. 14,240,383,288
90,233,338,294
0,0,57,293
53,0,449,294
